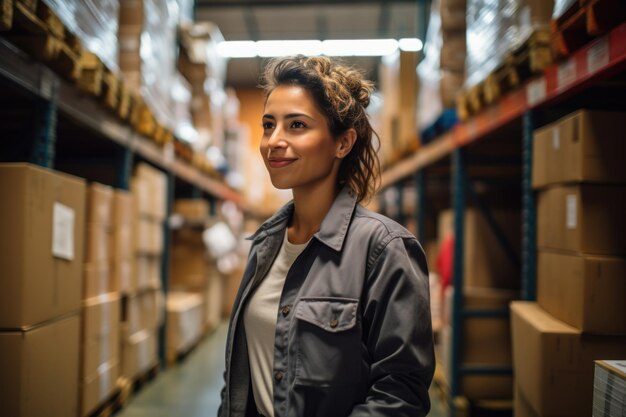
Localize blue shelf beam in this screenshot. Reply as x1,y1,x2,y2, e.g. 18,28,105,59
521,111,537,301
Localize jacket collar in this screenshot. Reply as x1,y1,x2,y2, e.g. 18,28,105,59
248,187,358,252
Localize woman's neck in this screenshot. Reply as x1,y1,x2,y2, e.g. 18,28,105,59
288,182,338,244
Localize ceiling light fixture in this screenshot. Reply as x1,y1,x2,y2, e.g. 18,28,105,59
216,38,422,58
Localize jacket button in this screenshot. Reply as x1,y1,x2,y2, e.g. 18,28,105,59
274,371,284,381
281,305,291,317
329,318,338,328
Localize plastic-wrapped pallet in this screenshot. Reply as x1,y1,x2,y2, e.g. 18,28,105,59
41,0,120,71
465,0,554,89
593,361,626,417
417,0,464,130
118,0,181,132
166,292,204,357
553,0,577,20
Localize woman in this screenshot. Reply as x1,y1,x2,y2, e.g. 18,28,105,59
219,56,434,417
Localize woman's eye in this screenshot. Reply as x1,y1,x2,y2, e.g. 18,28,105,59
291,121,306,129
262,121,274,129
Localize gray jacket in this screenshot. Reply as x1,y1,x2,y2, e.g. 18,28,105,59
219,188,435,417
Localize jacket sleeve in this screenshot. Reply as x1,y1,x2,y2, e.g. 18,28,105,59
349,235,435,417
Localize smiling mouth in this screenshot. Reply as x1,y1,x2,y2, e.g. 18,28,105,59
268,158,296,168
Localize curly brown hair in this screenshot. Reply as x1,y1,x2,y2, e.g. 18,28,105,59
260,55,381,203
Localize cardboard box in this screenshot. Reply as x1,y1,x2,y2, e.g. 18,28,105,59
122,289,164,336
81,360,119,417
135,218,163,255
113,260,134,295
135,163,168,221
537,250,626,335
440,35,466,72
135,255,162,291
514,384,538,417
113,190,134,226
85,224,112,263
166,292,204,355
510,302,626,417
87,183,114,226
532,110,626,189
82,294,120,379
0,163,85,328
84,262,116,299
440,0,467,31
120,328,157,380
464,208,521,289
170,242,208,290
118,0,144,26
174,199,209,222
112,225,133,261
0,314,80,417
537,184,626,256
131,176,151,219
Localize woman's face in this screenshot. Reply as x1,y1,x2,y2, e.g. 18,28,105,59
260,85,341,192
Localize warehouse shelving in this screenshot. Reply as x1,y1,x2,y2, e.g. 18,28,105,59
380,20,626,417
0,32,252,371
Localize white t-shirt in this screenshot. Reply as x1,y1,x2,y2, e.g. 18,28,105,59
243,230,308,417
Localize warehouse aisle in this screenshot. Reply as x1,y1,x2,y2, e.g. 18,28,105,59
116,321,446,417
117,322,228,417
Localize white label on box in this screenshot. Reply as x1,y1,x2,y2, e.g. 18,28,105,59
526,77,546,106
587,38,609,74
566,195,577,230
552,128,560,150
52,202,75,260
557,59,577,91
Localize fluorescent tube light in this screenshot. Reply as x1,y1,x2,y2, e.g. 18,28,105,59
216,38,421,58
257,40,323,57
398,38,423,52
216,40,256,58
321,39,398,56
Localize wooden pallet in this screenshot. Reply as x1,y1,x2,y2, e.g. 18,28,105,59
483,30,552,105
0,0,13,31
132,362,160,393
86,378,133,417
552,0,626,57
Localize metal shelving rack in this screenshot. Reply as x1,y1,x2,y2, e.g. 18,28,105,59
0,35,254,367
379,20,626,416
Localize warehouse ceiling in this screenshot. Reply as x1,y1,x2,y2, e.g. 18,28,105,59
195,0,426,88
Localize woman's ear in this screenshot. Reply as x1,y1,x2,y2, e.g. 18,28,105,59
336,128,357,159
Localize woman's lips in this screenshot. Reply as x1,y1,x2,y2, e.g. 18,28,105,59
268,158,296,168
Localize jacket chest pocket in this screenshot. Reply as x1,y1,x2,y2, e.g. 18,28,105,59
294,297,362,387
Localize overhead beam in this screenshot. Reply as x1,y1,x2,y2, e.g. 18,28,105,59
196,0,417,8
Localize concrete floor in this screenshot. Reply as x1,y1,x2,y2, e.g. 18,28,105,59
116,322,447,417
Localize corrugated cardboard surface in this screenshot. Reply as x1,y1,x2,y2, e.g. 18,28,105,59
0,314,80,417
85,224,112,263
511,302,626,417
0,163,85,328
122,289,164,336
134,255,162,291
173,199,209,222
532,110,626,189
84,262,115,299
82,294,120,379
81,360,119,417
514,384,538,417
86,183,114,226
113,260,134,295
538,250,626,335
113,190,134,226
167,292,204,355
120,328,158,380
537,184,626,256
111,225,133,261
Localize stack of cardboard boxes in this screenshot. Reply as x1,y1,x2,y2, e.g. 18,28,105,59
378,51,420,166
512,109,626,417
437,206,521,401
120,163,167,381
169,199,224,349
81,183,121,416
439,0,466,108
0,164,86,417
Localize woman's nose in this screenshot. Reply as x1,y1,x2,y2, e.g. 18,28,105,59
267,125,287,148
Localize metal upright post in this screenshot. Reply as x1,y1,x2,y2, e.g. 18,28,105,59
415,170,427,243
117,148,134,191
396,181,405,225
159,171,175,367
30,73,59,168
450,148,467,411
208,194,217,217
521,111,537,301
